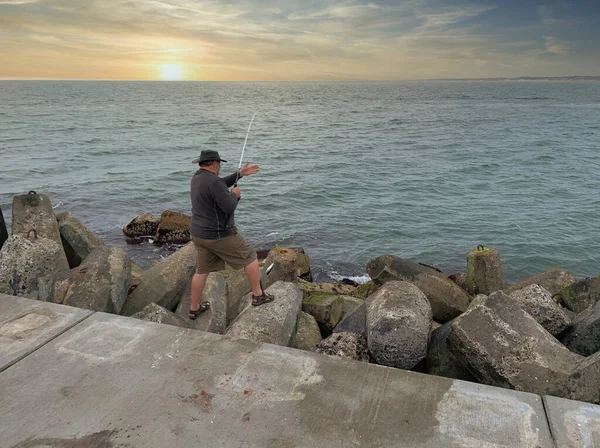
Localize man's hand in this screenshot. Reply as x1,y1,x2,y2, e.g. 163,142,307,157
231,187,241,197
239,162,259,177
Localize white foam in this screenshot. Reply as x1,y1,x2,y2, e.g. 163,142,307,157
328,271,371,284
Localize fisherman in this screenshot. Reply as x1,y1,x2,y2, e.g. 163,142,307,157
188,149,273,319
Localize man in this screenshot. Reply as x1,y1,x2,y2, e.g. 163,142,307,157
188,149,273,319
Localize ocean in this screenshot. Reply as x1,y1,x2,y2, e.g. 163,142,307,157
1,81,599,283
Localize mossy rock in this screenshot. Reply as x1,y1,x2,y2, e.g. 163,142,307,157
297,279,356,297
293,312,322,351
351,280,379,299
302,294,343,331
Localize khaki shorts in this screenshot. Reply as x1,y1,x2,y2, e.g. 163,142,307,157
192,233,257,274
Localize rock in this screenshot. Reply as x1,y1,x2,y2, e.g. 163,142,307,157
351,280,379,299
56,212,104,268
60,246,131,313
566,352,600,404
0,234,62,302
122,213,159,237
509,284,572,336
261,246,312,288
425,321,477,382
447,291,599,402
448,273,467,291
556,277,600,313
292,312,322,350
366,280,433,369
130,261,144,279
11,192,69,271
505,268,577,297
226,281,303,346
340,295,363,319
155,210,191,245
314,332,370,362
366,254,470,322
339,278,359,287
0,206,7,250
332,300,367,338
559,301,600,356
297,279,356,297
302,294,343,333
175,272,227,334
431,321,442,332
466,245,504,295
121,242,195,316
131,303,190,328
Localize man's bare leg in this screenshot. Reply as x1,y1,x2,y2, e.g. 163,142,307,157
244,259,262,296
190,273,209,311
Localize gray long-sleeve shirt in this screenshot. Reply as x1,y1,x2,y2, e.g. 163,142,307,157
190,169,241,239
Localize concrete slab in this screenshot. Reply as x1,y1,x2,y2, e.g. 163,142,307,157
544,395,600,448
0,309,554,448
0,293,93,373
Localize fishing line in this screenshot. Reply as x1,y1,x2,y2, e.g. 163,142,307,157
234,109,260,187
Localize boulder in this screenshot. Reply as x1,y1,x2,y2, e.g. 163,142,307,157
333,300,367,338
556,277,600,313
261,246,312,288
60,246,131,313
505,268,577,297
175,272,227,334
466,245,504,295
121,242,195,316
447,273,467,292
509,284,572,336
155,210,191,245
302,294,343,333
11,192,69,271
292,312,322,350
366,280,433,369
0,206,7,250
297,279,356,297
122,213,159,237
447,291,600,402
425,321,477,382
566,352,600,404
366,254,470,322
340,295,363,319
226,281,302,346
559,301,600,356
314,332,370,362
131,303,190,328
351,280,379,299
56,212,104,268
0,234,62,302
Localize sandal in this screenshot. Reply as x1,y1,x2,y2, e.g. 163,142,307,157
252,291,274,307
189,301,210,320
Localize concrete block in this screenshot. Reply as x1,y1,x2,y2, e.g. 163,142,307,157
506,268,577,296
297,279,356,297
0,294,92,372
544,395,600,448
292,311,322,350
425,321,477,382
0,206,7,250
510,284,572,336
560,301,600,356
367,280,433,369
315,331,370,362
367,254,470,322
56,212,104,268
261,246,312,286
466,245,504,295
332,300,367,337
11,192,69,271
302,293,343,332
226,281,302,346
175,272,227,334
121,242,195,316
351,279,379,299
558,277,600,313
131,303,190,328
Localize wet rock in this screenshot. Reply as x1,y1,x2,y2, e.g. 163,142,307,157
175,272,227,334
366,280,433,370
155,210,191,245
60,246,131,313
505,268,576,297
425,321,477,382
302,294,343,333
292,312,322,350
261,246,312,288
0,206,7,250
0,234,62,302
11,192,69,271
448,273,467,292
314,332,370,362
447,291,591,400
56,212,104,268
333,300,367,338
226,281,303,347
122,213,159,237
509,284,572,336
559,301,600,356
121,242,196,316
297,279,356,297
556,277,600,313
366,254,470,322
466,245,504,295
131,302,190,328
351,280,379,299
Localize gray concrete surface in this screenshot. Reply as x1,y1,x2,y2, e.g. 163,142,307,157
544,395,600,448
0,293,92,372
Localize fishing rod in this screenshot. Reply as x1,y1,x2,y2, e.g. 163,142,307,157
233,109,259,187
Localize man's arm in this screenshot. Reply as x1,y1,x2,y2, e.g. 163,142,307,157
210,178,239,214
222,171,241,188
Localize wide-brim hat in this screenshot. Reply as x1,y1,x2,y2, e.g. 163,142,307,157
192,150,228,164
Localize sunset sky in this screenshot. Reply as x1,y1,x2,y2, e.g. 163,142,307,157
1,0,599,81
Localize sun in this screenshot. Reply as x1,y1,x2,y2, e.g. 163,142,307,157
160,64,183,81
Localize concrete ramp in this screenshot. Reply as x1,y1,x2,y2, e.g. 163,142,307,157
0,295,557,447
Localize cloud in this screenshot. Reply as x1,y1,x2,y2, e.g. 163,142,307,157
538,5,560,25
0,0,39,4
